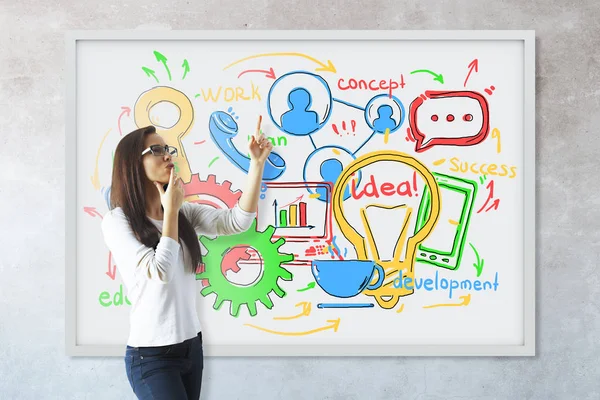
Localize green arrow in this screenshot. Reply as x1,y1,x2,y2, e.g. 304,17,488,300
142,66,159,83
154,50,171,81
468,242,484,277
410,69,444,84
182,59,190,80
297,282,316,292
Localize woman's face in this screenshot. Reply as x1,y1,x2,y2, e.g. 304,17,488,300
142,133,175,185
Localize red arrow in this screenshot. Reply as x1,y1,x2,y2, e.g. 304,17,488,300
106,252,117,280
237,67,276,80
281,195,304,208
118,106,132,136
463,59,478,87
84,206,103,219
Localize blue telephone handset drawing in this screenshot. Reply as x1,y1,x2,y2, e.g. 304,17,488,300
209,111,286,180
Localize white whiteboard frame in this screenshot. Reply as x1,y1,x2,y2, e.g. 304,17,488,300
65,30,536,357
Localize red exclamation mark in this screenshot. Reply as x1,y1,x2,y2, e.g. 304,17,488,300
413,171,418,196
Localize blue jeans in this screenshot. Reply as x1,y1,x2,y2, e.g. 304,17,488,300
124,331,204,399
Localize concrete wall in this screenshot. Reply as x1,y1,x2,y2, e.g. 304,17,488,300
1,0,598,398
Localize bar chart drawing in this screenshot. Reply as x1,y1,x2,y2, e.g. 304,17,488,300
274,200,312,229
257,182,333,242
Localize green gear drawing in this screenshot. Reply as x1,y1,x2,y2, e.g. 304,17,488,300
197,220,295,318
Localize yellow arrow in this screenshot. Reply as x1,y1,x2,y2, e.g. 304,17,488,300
423,294,471,309
224,52,336,73
91,128,112,190
273,302,311,320
244,318,341,336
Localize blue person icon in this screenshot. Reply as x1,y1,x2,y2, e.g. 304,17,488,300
303,145,361,204
317,158,352,202
373,104,397,133
280,87,320,136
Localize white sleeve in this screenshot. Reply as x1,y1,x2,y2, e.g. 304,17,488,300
101,209,181,284
182,202,256,236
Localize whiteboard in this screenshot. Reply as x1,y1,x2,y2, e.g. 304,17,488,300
65,30,536,357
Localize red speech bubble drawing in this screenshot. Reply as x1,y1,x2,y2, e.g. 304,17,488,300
408,90,490,153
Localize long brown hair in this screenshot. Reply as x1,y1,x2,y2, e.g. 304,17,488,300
109,125,202,273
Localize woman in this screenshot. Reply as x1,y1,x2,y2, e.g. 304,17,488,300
101,121,272,400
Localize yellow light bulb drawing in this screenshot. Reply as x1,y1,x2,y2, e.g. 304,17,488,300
332,150,441,309
134,86,195,184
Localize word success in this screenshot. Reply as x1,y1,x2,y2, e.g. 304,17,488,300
448,157,517,179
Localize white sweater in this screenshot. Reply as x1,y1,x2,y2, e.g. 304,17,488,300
100,201,256,347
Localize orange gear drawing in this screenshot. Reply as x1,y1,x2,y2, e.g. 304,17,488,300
182,173,242,209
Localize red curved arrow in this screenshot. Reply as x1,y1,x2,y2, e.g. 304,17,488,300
106,252,117,280
281,195,304,208
237,67,276,80
118,106,131,136
83,206,103,219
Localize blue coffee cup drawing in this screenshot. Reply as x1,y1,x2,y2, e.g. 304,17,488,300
311,260,385,298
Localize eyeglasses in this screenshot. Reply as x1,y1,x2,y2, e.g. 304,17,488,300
141,144,178,157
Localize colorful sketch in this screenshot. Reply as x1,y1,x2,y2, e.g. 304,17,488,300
331,150,441,309
85,44,517,342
